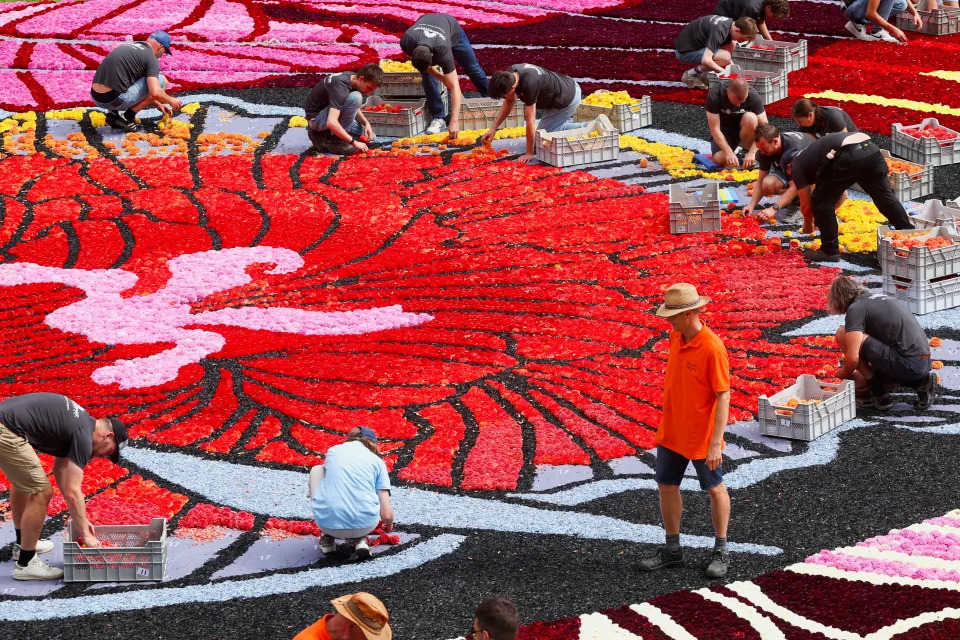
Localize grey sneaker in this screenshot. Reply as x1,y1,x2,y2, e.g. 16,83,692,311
319,534,336,555
637,547,683,572
704,548,730,579
914,370,938,410
681,68,708,90
353,536,371,560
12,539,54,562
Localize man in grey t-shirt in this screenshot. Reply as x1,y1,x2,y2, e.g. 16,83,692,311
827,276,937,411
90,30,182,132
0,393,128,581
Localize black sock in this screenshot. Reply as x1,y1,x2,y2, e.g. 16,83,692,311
666,533,681,552
17,548,35,567
869,377,888,397
15,528,21,545
715,536,728,551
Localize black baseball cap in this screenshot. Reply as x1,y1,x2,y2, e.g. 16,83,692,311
109,417,129,464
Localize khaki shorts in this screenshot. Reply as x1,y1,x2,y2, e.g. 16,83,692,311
0,422,51,494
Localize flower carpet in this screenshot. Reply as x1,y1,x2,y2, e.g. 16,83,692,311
0,1,958,639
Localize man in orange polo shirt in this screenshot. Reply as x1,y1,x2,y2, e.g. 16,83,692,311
294,592,391,640
638,283,731,579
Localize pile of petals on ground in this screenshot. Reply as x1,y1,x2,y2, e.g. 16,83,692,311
450,508,960,639
1,0,959,133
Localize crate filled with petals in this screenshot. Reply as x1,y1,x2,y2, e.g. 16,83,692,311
707,65,788,105
896,6,960,35
668,183,721,234
361,96,428,138
535,115,619,167
891,118,960,166
879,225,960,314
573,91,652,133
852,150,934,201
63,518,168,582
731,38,808,74
758,375,855,441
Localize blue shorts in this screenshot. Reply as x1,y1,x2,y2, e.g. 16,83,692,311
91,74,166,112
676,48,706,65
767,168,789,186
654,445,723,490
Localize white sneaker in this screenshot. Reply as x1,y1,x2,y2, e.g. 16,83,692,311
353,536,371,560
13,556,64,581
874,28,901,43
11,539,55,562
845,21,880,40
425,118,446,135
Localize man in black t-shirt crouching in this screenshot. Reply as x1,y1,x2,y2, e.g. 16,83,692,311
705,79,766,169
781,132,914,261
675,16,757,89
90,30,182,132
304,64,383,156
0,393,128,580
744,123,811,222
827,276,937,411
714,0,790,40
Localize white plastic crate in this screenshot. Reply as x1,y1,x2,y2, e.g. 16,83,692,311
706,65,788,106
758,375,855,441
535,116,620,167
852,150,934,201
877,224,960,281
459,97,523,131
63,518,167,582
896,6,960,34
891,118,960,166
912,200,960,232
361,96,428,138
374,68,427,97
574,92,652,133
882,272,960,314
669,183,721,234
731,38,808,74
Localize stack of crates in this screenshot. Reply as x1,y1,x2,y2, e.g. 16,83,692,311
758,375,856,441
668,183,721,234
875,199,959,247
707,65,788,105
360,96,428,138
458,97,523,131
896,6,960,34
852,150,934,201
535,116,619,167
63,518,168,582
573,92,652,133
373,68,449,121
732,38,809,74
891,118,960,167
878,224,960,314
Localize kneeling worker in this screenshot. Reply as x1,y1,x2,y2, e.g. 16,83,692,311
400,12,490,138
828,275,937,410
675,16,758,89
706,78,766,168
744,123,812,222
483,64,581,164
0,393,128,580
305,64,382,156
781,131,914,261
90,30,182,132
714,0,790,40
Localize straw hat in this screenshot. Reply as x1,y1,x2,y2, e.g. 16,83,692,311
331,592,391,640
655,283,710,317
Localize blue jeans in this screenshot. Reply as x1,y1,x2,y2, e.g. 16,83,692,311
846,0,907,29
92,74,167,111
537,83,582,133
422,26,489,120
309,90,364,136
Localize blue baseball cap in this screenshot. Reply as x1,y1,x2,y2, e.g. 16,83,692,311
357,426,379,443
781,147,799,171
150,30,172,55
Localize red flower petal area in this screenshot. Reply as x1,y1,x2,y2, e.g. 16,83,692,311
0,152,838,491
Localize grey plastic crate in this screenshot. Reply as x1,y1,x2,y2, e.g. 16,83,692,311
669,183,721,234
63,517,167,582
878,224,960,282
361,96,428,138
896,6,960,34
374,69,426,97
912,200,960,232
706,65,788,106
731,38,808,74
459,97,523,131
758,375,855,441
852,150,934,201
574,93,652,133
891,118,960,166
882,272,960,314
535,117,620,167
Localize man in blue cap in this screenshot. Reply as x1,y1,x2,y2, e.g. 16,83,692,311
90,30,183,132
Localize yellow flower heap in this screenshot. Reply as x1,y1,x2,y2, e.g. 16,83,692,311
380,60,417,73
581,90,640,107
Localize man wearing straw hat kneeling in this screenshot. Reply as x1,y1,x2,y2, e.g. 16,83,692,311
294,591,391,640
638,284,732,579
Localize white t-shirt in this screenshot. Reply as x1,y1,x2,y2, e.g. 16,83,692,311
311,440,390,530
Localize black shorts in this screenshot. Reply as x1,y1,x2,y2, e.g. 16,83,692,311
860,336,931,386
710,129,741,155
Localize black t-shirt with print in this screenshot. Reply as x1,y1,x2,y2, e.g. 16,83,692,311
304,71,353,121
758,131,812,173
705,81,764,133
0,393,95,468
845,293,930,357
675,15,734,53
799,106,859,139
399,13,460,74
508,63,577,110
714,0,766,24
